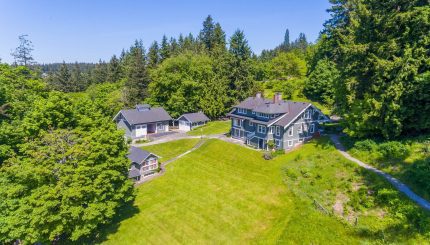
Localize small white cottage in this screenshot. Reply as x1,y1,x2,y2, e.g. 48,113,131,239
177,112,210,132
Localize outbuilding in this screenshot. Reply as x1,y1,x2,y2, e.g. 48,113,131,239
113,104,172,140
128,146,160,181
177,112,210,132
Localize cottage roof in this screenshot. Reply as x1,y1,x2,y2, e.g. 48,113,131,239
179,112,210,123
274,102,310,127
117,107,172,125
127,146,156,164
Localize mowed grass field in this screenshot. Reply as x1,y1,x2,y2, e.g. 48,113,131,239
100,138,430,244
142,138,200,161
186,120,230,136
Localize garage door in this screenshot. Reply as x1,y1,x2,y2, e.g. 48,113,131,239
179,120,190,131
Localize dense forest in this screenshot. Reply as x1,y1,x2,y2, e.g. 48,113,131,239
1,0,429,242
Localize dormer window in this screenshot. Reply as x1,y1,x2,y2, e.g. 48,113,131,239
237,108,247,114
256,112,269,119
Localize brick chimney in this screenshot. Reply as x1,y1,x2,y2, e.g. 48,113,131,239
256,92,262,98
273,92,282,103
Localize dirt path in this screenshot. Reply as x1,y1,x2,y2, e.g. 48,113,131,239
330,134,430,211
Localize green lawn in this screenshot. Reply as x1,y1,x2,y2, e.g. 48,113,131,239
141,138,200,161
186,120,230,136
100,138,429,244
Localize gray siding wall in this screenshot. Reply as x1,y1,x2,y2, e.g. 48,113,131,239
282,107,321,150
231,106,324,150
116,114,132,138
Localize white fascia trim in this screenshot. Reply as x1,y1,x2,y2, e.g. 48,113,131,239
140,153,161,164
267,112,290,127
112,111,123,121
283,104,312,130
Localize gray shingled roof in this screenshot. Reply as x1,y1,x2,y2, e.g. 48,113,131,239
179,112,210,123
234,97,271,110
127,146,152,164
230,96,312,127
274,101,310,127
253,102,290,114
118,107,172,125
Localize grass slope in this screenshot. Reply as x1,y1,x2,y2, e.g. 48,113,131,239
341,134,430,201
186,120,230,136
141,138,200,161
101,138,429,244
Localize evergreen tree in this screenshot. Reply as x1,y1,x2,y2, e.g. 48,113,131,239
284,28,290,47
228,30,256,102
11,34,35,66
160,35,171,61
229,30,252,60
183,33,195,51
91,60,108,84
178,33,185,50
70,62,86,91
107,55,122,82
147,41,160,68
51,62,71,92
124,40,150,106
320,0,430,138
169,37,179,56
199,15,216,51
213,23,226,51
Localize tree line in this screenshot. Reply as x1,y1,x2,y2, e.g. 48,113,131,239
304,0,430,139
39,15,310,119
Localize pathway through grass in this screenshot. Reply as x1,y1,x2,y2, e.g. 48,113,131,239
100,138,430,244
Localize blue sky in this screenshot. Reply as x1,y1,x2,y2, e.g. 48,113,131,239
0,0,331,63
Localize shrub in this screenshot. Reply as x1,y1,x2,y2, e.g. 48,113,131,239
378,141,410,160
272,149,285,157
354,139,377,152
263,152,273,160
135,138,148,144
421,141,430,156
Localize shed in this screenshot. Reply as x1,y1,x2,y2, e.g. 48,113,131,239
177,112,210,132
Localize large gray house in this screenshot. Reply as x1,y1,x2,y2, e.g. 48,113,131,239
128,146,159,181
227,92,329,150
114,104,172,140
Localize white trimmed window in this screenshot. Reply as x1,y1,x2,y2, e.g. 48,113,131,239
298,124,303,133
233,118,243,127
256,112,269,119
310,123,315,133
157,123,165,130
269,126,274,134
275,139,281,148
288,127,293,136
257,125,266,134
304,110,311,119
276,126,281,136
252,111,256,115
237,108,247,114
288,140,293,147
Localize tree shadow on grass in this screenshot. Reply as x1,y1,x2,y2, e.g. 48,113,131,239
77,200,140,244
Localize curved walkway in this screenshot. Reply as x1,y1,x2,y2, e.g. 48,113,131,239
330,134,430,211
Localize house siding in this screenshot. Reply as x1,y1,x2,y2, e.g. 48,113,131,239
230,105,326,150
282,107,321,150
116,114,132,138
